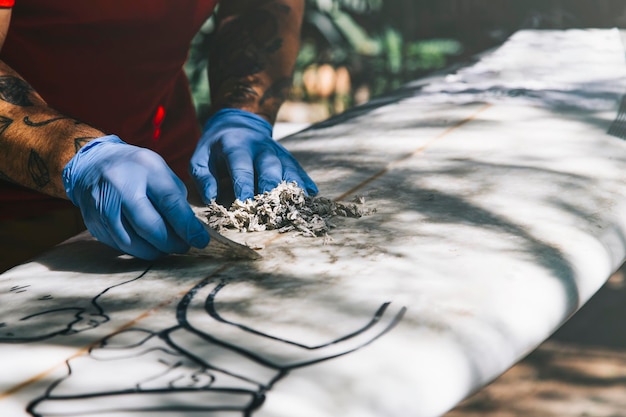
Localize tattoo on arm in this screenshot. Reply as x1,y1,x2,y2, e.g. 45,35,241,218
211,6,284,101
210,1,300,122
0,115,13,136
259,77,292,107
0,76,35,107
222,82,260,107
24,116,82,127
28,150,50,188
264,38,283,54
74,137,96,153
258,77,293,122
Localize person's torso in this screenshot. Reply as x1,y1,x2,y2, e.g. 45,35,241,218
0,0,218,219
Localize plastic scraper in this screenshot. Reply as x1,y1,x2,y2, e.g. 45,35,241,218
186,222,262,260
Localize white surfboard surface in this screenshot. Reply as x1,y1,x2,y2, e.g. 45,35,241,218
1,29,626,417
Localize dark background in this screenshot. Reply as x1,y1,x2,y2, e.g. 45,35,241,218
186,1,626,123
297,0,626,109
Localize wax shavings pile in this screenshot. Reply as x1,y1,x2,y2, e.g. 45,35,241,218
199,181,373,238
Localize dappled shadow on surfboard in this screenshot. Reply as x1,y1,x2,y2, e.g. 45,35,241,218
446,264,626,417
24,273,406,416
0,239,152,344
4,29,626,417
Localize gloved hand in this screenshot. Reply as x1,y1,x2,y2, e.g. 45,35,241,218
63,135,210,260
189,108,318,204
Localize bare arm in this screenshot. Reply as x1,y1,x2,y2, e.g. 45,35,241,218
208,0,304,124
0,9,105,198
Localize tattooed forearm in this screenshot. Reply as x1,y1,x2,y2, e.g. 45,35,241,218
212,7,281,78
23,116,82,127
0,60,105,198
1,109,103,196
28,150,50,188
0,76,35,107
209,0,302,120
74,137,96,153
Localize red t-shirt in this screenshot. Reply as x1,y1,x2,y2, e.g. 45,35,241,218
0,0,218,219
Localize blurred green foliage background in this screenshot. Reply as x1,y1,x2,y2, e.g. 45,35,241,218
186,0,626,125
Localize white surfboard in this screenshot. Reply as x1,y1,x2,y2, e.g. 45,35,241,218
1,29,626,417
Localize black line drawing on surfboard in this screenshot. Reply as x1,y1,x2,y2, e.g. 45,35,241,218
26,277,407,416
0,266,152,343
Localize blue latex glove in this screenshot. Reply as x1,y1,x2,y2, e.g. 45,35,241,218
189,108,318,204
63,135,209,260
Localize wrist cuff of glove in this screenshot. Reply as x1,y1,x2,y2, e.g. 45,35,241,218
62,135,126,205
204,108,273,136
